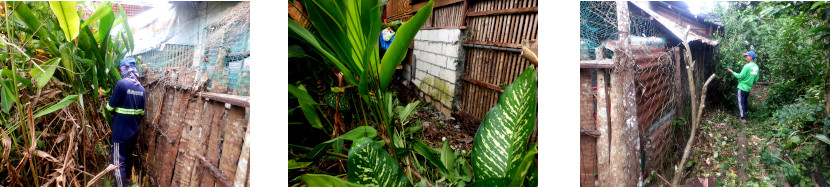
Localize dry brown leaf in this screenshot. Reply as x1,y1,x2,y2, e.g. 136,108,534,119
32,150,60,162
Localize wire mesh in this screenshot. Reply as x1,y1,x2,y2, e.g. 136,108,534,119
580,1,683,172
136,2,250,96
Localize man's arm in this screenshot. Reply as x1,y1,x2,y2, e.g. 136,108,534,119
106,82,123,112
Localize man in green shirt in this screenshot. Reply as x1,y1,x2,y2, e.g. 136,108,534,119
728,51,759,123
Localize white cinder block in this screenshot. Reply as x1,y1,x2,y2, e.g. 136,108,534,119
443,43,459,58
415,69,425,80
437,55,449,68
430,64,441,76
414,41,425,49
446,58,457,71
443,69,457,83
413,78,421,87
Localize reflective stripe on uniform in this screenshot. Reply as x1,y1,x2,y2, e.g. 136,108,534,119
106,103,115,111
114,107,144,115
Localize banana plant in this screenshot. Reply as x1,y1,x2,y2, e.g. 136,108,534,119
288,0,433,152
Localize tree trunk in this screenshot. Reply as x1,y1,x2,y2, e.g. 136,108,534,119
609,1,642,186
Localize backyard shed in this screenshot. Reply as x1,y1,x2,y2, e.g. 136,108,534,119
579,1,720,186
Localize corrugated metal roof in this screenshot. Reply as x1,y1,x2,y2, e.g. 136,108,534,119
630,1,719,45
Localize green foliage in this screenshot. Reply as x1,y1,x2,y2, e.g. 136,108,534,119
470,66,537,183
773,98,825,136
712,2,828,109
288,84,324,129
347,137,410,186
48,1,81,42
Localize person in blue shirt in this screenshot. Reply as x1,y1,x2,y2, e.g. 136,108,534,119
106,57,145,187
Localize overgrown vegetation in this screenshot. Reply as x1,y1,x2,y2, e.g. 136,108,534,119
673,2,830,186
0,1,133,186
287,0,537,186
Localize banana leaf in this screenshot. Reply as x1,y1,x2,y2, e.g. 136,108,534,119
378,0,433,91
412,140,449,174
28,58,61,88
12,1,60,55
49,1,81,42
470,66,537,182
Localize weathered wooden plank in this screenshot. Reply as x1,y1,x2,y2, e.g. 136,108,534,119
466,7,536,17
188,100,219,186
233,125,250,187
580,69,598,187
195,153,234,187
201,102,229,187
460,75,504,92
420,26,467,30
171,97,204,187
154,89,178,186
199,92,250,108
595,68,612,187
580,59,614,69
218,106,246,181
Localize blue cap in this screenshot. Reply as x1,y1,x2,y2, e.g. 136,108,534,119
744,51,756,59
120,57,136,67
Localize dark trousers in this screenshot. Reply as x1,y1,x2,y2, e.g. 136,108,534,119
111,136,136,187
737,88,749,119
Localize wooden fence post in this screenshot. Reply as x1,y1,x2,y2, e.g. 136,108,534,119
609,1,642,185
595,48,612,187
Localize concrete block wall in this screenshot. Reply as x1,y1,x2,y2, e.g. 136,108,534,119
403,29,463,118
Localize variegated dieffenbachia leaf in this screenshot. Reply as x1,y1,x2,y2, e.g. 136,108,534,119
348,137,410,186
470,66,537,182
300,174,363,187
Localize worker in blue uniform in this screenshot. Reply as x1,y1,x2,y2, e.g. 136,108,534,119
105,57,145,187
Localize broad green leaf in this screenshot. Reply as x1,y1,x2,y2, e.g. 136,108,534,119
404,125,424,135
0,77,16,114
304,141,334,160
470,66,537,182
288,45,307,59
288,159,312,169
116,4,134,53
95,4,116,43
287,84,322,129
29,58,61,88
34,95,79,118
288,18,357,85
507,143,537,187
1,69,33,89
80,2,112,29
49,1,81,41
330,126,378,142
13,1,60,54
396,100,420,123
811,1,825,10
379,0,433,91
468,178,508,187
440,139,455,171
412,140,449,174
815,134,830,146
347,137,409,186
301,174,364,187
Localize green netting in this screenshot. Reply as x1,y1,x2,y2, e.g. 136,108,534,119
136,2,250,96
580,1,684,171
